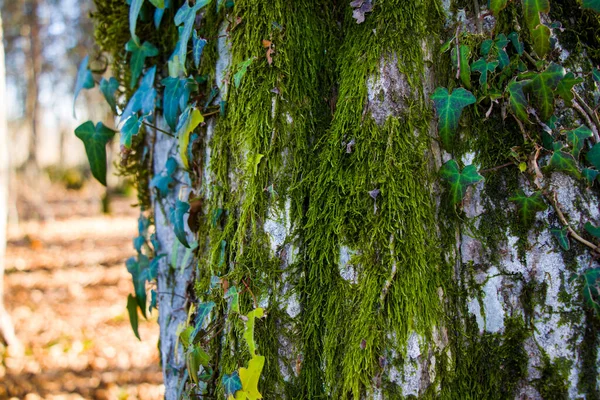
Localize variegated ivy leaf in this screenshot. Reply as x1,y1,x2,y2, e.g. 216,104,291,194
74,121,116,186
431,87,476,148
509,190,547,225
507,79,531,122
125,39,159,89
176,106,203,169
526,62,565,121
190,301,216,343
73,55,95,117
120,114,144,149
582,0,600,12
471,58,499,89
550,227,570,250
565,125,593,159
126,254,150,318
439,160,484,204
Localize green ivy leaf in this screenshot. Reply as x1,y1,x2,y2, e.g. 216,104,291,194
192,30,207,69
593,68,600,84
162,77,197,130
509,190,547,225
471,58,499,89
489,0,509,14
154,0,170,28
480,39,494,56
531,24,551,58
121,66,158,122
238,355,265,400
244,308,264,356
170,200,191,247
451,45,472,89
222,371,243,398
585,222,600,239
129,0,144,44
149,289,157,313
439,160,484,204
190,301,216,342
565,125,592,158
74,121,116,186
225,286,240,314
73,55,95,117
508,31,524,55
582,0,600,12
586,143,600,169
507,79,531,122
431,87,476,148
550,227,570,250
126,254,149,318
522,0,550,31
187,345,210,384
176,107,203,169
127,294,141,340
548,150,581,178
148,0,164,7
582,168,599,185
555,72,583,106
125,39,159,89
150,157,178,197
120,115,143,149
526,62,565,121
582,267,600,315
234,58,254,88
99,77,119,113
174,0,210,71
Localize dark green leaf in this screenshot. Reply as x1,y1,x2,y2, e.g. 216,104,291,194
126,254,149,318
125,40,159,89
431,87,476,148
154,0,170,28
586,143,600,169
489,0,509,14
548,150,581,178
582,168,599,185
99,77,119,113
508,31,524,55
219,240,227,266
162,77,197,130
150,157,178,197
565,125,592,158
74,121,116,186
495,33,509,50
555,72,583,106
531,24,551,58
174,0,210,71
187,345,210,384
509,190,547,225
593,68,600,84
129,0,144,44
121,66,158,122
471,58,499,88
585,222,600,239
192,30,207,69
73,56,95,117
234,58,254,88
190,301,216,343
170,200,190,247
451,45,472,89
507,79,531,122
550,227,570,250
582,0,600,12
480,39,494,56
222,371,243,397
522,0,549,30
439,160,484,204
149,289,157,313
127,294,141,340
526,63,565,121
120,115,143,149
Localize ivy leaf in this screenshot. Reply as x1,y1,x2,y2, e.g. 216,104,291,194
150,157,178,197
148,0,164,7
582,267,600,315
129,0,144,44
593,68,600,84
244,308,264,356
162,77,197,130
73,55,95,117
582,0,600,12
584,222,600,239
190,301,216,342
471,58,499,89
125,39,159,89
431,87,476,148
154,0,170,28
121,66,158,122
451,45,472,89
74,121,116,186
508,31,524,55
225,286,240,314
126,255,149,318
531,24,551,58
507,79,531,122
120,115,144,149
174,0,210,71
234,58,254,88
480,39,494,57
509,190,547,225
550,227,570,250
489,0,509,14
149,289,157,313
522,0,549,31
548,150,581,178
170,200,190,247
526,63,565,121
565,125,592,158
192,30,207,69
127,294,141,340
586,143,600,169
99,77,119,113
582,168,599,185
223,371,243,399
176,107,203,169
236,355,265,400
187,345,210,384
555,72,583,106
439,160,484,204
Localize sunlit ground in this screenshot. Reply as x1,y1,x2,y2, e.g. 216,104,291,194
0,178,163,399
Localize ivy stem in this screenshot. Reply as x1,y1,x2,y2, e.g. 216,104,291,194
142,121,175,138
522,51,539,69
573,92,600,142
241,278,258,309
551,192,599,253
479,162,514,174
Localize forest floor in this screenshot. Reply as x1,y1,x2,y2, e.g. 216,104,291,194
0,180,163,399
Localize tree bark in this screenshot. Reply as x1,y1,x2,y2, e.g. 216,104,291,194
24,0,41,172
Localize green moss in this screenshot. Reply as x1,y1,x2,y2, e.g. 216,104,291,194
579,309,600,400
534,354,571,400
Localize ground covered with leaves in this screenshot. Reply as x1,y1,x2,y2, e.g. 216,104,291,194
0,182,163,399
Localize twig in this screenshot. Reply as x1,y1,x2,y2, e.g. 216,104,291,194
241,278,258,309
380,234,397,304
522,51,538,69
529,145,544,190
551,192,599,253
573,92,600,143
142,121,175,137
455,27,461,81
479,162,514,174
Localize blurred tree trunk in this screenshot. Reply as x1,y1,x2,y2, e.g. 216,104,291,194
24,0,40,173
0,11,20,352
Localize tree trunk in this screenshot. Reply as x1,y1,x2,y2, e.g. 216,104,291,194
24,0,41,172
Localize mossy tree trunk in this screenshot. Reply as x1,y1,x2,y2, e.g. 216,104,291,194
91,0,600,398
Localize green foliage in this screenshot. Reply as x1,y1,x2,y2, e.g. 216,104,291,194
121,115,143,148
507,79,531,122
531,24,551,58
126,254,149,317
99,77,119,113
127,294,141,340
223,372,243,398
582,268,600,314
173,0,210,71
555,72,583,106
522,0,550,30
431,87,476,148
548,150,581,178
234,58,254,88
73,56,95,117
150,157,178,197
128,0,144,44
170,200,191,248
586,143,600,169
584,222,600,239
187,345,210,384
176,107,203,169
452,44,472,89
582,168,599,185
582,0,600,12
439,160,484,204
121,66,158,122
125,39,159,88
526,63,565,121
192,30,207,69
472,58,499,89
243,308,264,356
74,121,116,186
550,227,570,250
489,0,509,14
162,76,197,130
565,125,592,158
509,190,547,225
